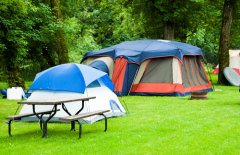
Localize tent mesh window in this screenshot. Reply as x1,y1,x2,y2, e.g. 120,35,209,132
182,56,209,88
140,58,173,83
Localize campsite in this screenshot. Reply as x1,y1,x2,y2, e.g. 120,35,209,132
0,77,240,154
1,0,240,154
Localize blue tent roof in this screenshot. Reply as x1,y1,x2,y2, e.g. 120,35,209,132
83,40,203,63
29,63,113,93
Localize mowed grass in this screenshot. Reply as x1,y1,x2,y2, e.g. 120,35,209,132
0,78,240,154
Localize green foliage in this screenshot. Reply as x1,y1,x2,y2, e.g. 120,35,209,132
0,0,61,82
186,2,223,65
64,17,101,62
187,28,220,65
0,0,239,83
60,0,145,63
0,0,32,87
111,2,146,44
231,1,240,48
60,1,101,62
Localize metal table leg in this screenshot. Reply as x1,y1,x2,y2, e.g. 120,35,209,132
62,101,85,131
32,104,58,138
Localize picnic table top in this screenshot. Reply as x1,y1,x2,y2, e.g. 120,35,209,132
18,96,96,105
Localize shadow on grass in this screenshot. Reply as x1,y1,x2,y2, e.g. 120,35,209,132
0,125,106,142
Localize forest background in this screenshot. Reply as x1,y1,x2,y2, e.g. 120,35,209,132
0,0,239,88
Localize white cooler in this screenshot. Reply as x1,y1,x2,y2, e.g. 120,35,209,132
7,87,25,100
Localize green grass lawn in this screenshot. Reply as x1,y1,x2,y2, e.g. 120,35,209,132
0,78,240,154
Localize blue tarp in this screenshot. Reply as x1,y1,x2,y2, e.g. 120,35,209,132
29,63,114,93
82,39,203,63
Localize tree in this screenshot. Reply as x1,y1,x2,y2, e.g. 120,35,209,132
50,0,69,64
1,0,239,86
218,0,236,84
0,0,59,87
0,0,32,88
187,0,223,65
230,1,240,48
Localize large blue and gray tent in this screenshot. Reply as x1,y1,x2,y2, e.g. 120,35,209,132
82,39,213,96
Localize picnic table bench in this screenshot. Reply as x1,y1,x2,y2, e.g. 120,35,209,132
6,109,60,136
60,109,110,138
6,97,111,138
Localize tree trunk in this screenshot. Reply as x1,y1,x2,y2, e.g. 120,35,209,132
164,21,175,40
50,0,69,64
218,0,236,85
4,47,25,89
6,60,25,89
42,45,56,67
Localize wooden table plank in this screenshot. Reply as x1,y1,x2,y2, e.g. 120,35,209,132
60,110,110,121
18,96,96,105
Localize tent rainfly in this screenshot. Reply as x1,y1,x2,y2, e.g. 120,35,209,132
82,39,213,96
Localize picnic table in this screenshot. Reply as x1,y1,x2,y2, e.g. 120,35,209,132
18,96,96,138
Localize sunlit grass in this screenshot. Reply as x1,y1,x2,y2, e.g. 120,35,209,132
0,77,240,154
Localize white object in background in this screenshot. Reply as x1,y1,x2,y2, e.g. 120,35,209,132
7,87,25,100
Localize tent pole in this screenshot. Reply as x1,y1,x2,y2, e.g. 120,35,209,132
120,97,129,114
85,87,90,113
121,65,140,114
14,103,22,115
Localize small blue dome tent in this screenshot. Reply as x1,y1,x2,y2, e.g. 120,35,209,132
82,40,213,96
20,63,125,123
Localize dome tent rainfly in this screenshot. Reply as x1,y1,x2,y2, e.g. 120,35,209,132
20,63,126,123
223,67,240,86
82,39,213,96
